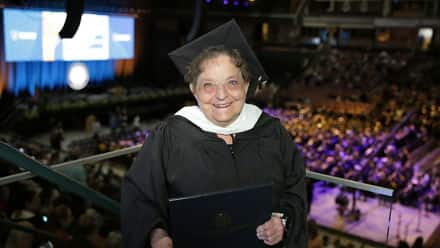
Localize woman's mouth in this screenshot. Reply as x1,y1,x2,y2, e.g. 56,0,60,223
213,103,232,108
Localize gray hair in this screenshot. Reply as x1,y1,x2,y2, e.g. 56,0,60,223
184,45,250,86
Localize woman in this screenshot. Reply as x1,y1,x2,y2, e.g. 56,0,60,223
121,20,307,248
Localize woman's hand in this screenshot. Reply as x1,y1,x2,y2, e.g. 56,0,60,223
150,228,173,248
151,236,172,248
256,216,284,246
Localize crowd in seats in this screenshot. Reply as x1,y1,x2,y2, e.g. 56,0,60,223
0,118,156,247
265,82,439,212
2,137,56,166
289,47,440,213
320,101,374,116
296,49,436,120
378,86,440,211
68,127,149,157
302,49,413,91
0,133,138,247
0,175,122,248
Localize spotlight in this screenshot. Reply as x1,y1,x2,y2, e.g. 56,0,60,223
233,0,239,6
68,62,89,90
204,0,212,3
223,0,229,5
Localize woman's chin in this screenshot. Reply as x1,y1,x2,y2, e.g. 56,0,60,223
204,106,241,127
211,115,238,127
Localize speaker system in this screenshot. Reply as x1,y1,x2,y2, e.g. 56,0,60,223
59,0,84,38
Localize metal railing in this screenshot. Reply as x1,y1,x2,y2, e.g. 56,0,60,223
0,141,394,197
0,144,142,187
0,141,395,244
0,142,120,214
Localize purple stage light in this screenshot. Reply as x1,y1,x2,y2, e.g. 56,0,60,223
205,0,212,3
223,0,229,5
233,0,239,6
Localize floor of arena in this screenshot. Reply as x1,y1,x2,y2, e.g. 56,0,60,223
310,183,440,246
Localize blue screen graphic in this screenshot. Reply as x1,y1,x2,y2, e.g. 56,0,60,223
3,8,134,62
4,9,43,61
109,16,134,59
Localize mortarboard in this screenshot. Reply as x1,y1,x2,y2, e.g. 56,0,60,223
168,19,268,86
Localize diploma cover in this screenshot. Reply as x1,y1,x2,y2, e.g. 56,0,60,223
169,184,272,248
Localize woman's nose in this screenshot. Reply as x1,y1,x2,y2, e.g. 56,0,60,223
215,84,228,100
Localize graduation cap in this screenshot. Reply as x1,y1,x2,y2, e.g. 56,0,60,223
168,19,268,86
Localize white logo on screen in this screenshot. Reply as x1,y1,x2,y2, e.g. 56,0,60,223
112,33,131,42
10,30,38,41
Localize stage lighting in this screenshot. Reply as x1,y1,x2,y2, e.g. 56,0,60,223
233,0,239,6
223,0,229,5
68,62,89,90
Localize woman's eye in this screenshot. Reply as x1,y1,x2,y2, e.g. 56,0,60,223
228,80,239,86
203,83,214,90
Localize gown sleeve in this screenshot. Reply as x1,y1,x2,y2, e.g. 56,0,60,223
278,125,308,248
121,124,170,248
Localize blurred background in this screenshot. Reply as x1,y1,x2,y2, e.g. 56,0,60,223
0,0,439,247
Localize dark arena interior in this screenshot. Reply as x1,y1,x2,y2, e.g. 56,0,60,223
0,0,439,247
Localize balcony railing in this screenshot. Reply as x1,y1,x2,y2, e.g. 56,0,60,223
0,141,395,245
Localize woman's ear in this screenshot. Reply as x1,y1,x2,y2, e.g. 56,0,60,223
189,83,198,100
244,81,250,95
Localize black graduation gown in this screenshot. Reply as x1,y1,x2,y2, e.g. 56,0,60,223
121,113,307,248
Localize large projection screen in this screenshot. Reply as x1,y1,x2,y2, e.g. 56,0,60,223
3,8,134,62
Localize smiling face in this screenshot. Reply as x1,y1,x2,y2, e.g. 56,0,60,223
190,54,249,127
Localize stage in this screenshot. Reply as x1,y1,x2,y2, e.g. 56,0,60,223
310,183,440,246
